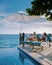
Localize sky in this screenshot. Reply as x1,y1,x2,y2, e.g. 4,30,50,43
0,0,32,14
0,0,52,34
0,0,32,34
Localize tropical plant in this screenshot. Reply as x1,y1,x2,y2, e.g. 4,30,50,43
26,0,52,20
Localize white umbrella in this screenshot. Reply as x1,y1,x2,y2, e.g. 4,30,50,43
0,12,41,33
0,11,52,34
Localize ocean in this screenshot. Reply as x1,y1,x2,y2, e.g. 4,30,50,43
0,34,19,48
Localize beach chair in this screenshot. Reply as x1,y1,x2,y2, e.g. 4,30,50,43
21,40,32,48
30,41,45,51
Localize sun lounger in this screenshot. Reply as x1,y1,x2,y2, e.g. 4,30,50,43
30,41,45,50
21,41,44,50
20,41,32,47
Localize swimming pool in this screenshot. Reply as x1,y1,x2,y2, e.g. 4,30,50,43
0,34,41,65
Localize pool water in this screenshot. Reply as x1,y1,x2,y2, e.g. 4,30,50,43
0,34,40,65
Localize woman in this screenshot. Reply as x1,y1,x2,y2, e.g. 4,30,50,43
27,32,37,41
42,33,47,42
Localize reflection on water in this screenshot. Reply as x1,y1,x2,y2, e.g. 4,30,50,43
19,50,41,65
19,52,24,65
0,47,35,65
19,51,35,65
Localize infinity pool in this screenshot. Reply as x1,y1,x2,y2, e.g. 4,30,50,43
0,34,40,65
0,47,37,65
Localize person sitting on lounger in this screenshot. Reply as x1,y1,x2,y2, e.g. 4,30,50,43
42,33,47,42
27,32,37,41
37,34,42,42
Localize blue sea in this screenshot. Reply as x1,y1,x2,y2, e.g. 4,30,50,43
0,34,39,65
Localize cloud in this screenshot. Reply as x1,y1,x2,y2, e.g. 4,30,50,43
0,20,21,34
0,20,52,34
21,22,52,34
0,13,12,20
0,12,52,34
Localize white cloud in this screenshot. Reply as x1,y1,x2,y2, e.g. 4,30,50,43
21,22,52,34
0,13,12,20
0,21,52,34
0,13,52,34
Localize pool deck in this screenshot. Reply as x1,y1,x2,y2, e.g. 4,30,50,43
18,43,52,65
